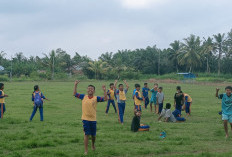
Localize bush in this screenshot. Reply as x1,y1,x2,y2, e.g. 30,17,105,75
0,75,9,82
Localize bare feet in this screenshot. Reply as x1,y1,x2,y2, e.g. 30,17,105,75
92,145,95,151
84,152,88,155
226,134,229,139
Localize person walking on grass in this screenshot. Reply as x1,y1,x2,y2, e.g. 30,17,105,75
0,83,8,119
73,80,107,155
105,83,117,114
114,80,129,125
30,85,49,121
216,86,232,138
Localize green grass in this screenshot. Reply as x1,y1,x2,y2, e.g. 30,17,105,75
0,81,232,157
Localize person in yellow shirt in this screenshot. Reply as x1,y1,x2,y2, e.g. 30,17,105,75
73,80,107,155
114,80,129,125
183,93,192,116
0,83,8,119
105,83,117,114
134,84,144,112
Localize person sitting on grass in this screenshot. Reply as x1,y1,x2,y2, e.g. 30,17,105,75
30,85,49,121
114,80,129,125
142,83,150,109
150,83,158,113
131,109,141,132
158,103,185,122
172,109,186,122
73,80,107,155
134,84,144,112
0,83,8,119
105,83,117,114
216,86,232,138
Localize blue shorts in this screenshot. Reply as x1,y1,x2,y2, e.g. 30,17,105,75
222,114,232,123
82,120,97,136
135,105,142,111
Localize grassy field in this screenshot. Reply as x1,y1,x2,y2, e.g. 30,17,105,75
0,81,232,157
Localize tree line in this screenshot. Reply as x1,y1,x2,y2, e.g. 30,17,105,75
0,29,232,80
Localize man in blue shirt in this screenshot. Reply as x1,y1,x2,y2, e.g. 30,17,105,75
142,83,150,109
216,86,232,138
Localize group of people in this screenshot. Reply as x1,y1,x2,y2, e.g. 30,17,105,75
72,80,194,154
3,80,232,155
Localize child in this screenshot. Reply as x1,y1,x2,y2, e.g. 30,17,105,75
182,93,192,116
73,80,107,155
150,83,158,113
156,87,164,114
142,83,150,109
172,109,186,122
131,109,141,132
105,83,117,114
114,80,129,125
158,103,176,122
134,84,144,112
132,84,137,99
30,85,49,121
0,83,8,119
174,86,184,114
216,86,232,138
158,103,185,122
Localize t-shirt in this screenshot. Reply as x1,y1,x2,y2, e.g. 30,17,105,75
160,109,176,122
142,87,150,98
174,92,184,106
157,92,164,104
116,89,128,103
150,88,158,98
0,90,5,103
134,91,143,105
75,93,105,121
107,89,115,100
219,93,232,115
184,93,192,102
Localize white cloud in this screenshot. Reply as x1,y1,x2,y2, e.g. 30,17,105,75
119,0,166,9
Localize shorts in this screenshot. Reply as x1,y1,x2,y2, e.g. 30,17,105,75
135,105,142,111
222,114,232,123
150,98,157,105
82,120,97,136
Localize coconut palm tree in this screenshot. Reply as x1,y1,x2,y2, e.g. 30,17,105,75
213,33,226,75
88,60,109,80
201,37,214,73
178,35,202,72
169,40,182,72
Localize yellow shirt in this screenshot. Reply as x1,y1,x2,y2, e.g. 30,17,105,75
108,89,115,100
134,91,142,106
82,95,98,121
119,90,126,101
0,90,5,103
184,93,192,102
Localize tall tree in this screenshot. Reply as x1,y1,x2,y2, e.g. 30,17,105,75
169,40,182,72
178,35,202,72
202,37,214,73
213,33,226,75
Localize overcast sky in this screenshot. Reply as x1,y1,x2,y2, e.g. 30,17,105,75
0,0,232,59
